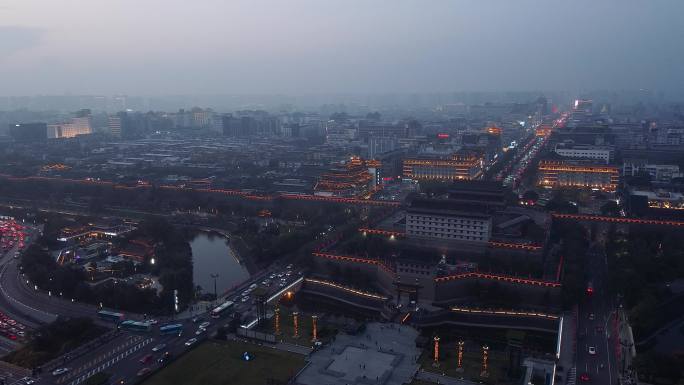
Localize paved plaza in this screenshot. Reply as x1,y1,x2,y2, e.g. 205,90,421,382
295,322,421,385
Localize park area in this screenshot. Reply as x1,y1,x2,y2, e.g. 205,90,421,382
143,340,306,385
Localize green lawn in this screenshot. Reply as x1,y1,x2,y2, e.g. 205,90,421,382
144,340,306,385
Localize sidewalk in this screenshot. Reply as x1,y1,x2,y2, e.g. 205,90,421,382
557,310,577,382
225,333,312,355
415,369,477,385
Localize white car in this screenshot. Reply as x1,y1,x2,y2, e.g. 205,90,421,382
20,377,35,384
199,321,211,329
588,346,596,355
185,338,198,346
241,296,249,303
195,328,206,336
152,343,166,352
52,368,70,376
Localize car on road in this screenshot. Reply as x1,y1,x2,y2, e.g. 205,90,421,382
241,296,249,303
195,328,206,336
20,377,35,384
152,343,166,352
588,346,596,355
52,368,70,376
139,354,154,364
580,373,590,382
199,321,211,329
137,367,151,377
185,337,198,346
148,319,159,325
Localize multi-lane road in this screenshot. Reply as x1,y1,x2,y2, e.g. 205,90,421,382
575,242,618,384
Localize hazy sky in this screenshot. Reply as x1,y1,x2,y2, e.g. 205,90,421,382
1,0,683,96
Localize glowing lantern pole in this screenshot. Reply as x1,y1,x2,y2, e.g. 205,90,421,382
432,336,440,367
293,312,299,338
311,315,318,341
274,307,281,335
481,345,490,378
456,340,464,372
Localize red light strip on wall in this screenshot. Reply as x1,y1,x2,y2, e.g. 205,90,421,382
450,306,559,320
435,272,561,287
552,213,684,227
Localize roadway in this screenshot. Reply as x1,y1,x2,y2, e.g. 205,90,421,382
575,242,618,384
40,266,305,385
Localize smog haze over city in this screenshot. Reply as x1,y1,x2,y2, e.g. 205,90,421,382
1,0,684,98
1,2,684,385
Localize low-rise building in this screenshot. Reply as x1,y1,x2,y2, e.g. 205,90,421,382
538,160,620,191
402,151,484,181
623,160,682,183
406,198,492,243
554,143,613,164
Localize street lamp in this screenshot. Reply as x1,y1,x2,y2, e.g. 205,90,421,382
210,273,219,304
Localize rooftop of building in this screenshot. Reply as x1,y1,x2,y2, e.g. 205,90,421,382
407,197,492,218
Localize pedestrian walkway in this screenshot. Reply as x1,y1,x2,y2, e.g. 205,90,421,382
556,311,576,385
276,341,312,355
226,333,312,356
415,369,476,385
567,367,576,385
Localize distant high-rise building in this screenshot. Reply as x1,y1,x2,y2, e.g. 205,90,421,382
368,137,397,159
108,115,122,137
48,109,93,139
222,114,242,137
191,107,213,128
9,123,47,143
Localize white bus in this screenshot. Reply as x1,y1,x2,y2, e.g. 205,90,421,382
210,300,235,319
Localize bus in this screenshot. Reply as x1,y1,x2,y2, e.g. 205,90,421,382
210,300,235,319
119,320,151,332
97,310,124,322
159,323,183,335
